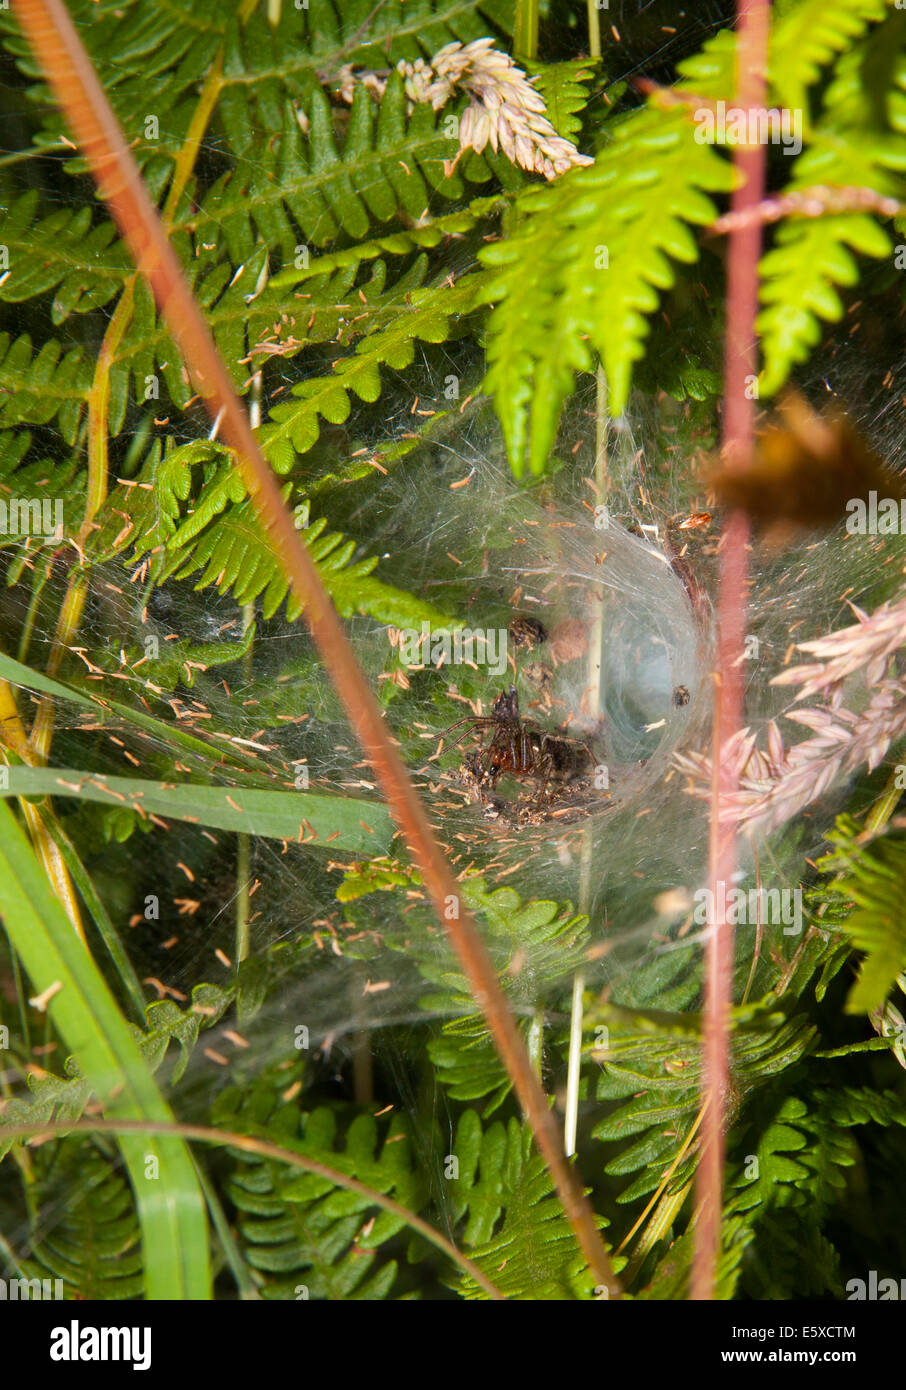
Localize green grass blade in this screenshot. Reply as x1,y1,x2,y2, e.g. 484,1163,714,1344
30,800,148,1023
0,800,211,1299
4,766,394,853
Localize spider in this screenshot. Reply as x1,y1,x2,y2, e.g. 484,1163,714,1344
508,614,548,652
441,686,599,801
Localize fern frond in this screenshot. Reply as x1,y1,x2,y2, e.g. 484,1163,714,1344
269,193,508,293
339,866,588,1108
527,59,596,144
0,0,221,180
169,489,458,627
812,1083,906,1128
111,252,485,457
757,27,906,395
1,0,504,183
89,439,456,626
815,817,906,1015
0,332,91,445
770,0,889,116
727,1082,906,1296
591,1004,816,1204
136,983,233,1082
671,5,901,399
0,445,82,586
672,28,736,101
96,627,256,695
426,1014,513,1114
0,190,127,321
636,1216,748,1300
737,1209,841,1298
214,1071,424,1299
447,1110,607,1299
728,1094,820,1214
26,1139,143,1299
480,105,733,475
0,1069,92,1161
256,272,485,472
757,152,896,396
187,68,507,268
674,1,889,116
418,876,590,1015
0,980,233,1160
334,0,506,71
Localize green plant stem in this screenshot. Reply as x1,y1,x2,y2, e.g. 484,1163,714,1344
513,0,539,60
587,0,602,59
193,1155,261,1299
565,366,609,1157
866,766,905,836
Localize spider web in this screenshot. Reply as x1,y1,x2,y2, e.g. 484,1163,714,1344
3,0,906,1295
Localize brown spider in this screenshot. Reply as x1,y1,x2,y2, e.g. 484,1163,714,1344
441,686,599,801
508,614,548,652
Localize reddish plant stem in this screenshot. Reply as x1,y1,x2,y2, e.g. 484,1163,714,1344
691,0,769,1301
11,0,620,1296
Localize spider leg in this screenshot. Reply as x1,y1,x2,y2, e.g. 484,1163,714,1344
583,733,602,766
533,747,555,803
578,739,598,772
441,716,497,749
474,733,502,784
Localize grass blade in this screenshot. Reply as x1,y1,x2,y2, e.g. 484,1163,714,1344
0,799,211,1298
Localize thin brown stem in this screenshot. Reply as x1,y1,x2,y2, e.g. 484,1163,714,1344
711,184,902,235
690,0,768,1302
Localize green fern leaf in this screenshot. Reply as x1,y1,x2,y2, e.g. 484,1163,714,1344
339,866,588,1108
447,1111,606,1300
0,1069,92,1161
812,1084,906,1128
591,1005,816,1204
90,440,455,627
757,27,906,395
0,332,91,445
25,1140,143,1299
815,819,906,1015
257,273,485,473
0,190,126,322
214,1072,424,1299
269,194,508,294
770,0,889,116
136,983,233,1082
673,28,736,101
527,59,596,144
757,172,894,397
0,0,220,181
189,69,502,267
480,105,733,475
728,1094,815,1213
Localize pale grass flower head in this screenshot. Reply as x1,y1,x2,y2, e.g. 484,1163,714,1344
675,594,906,836
338,39,592,182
